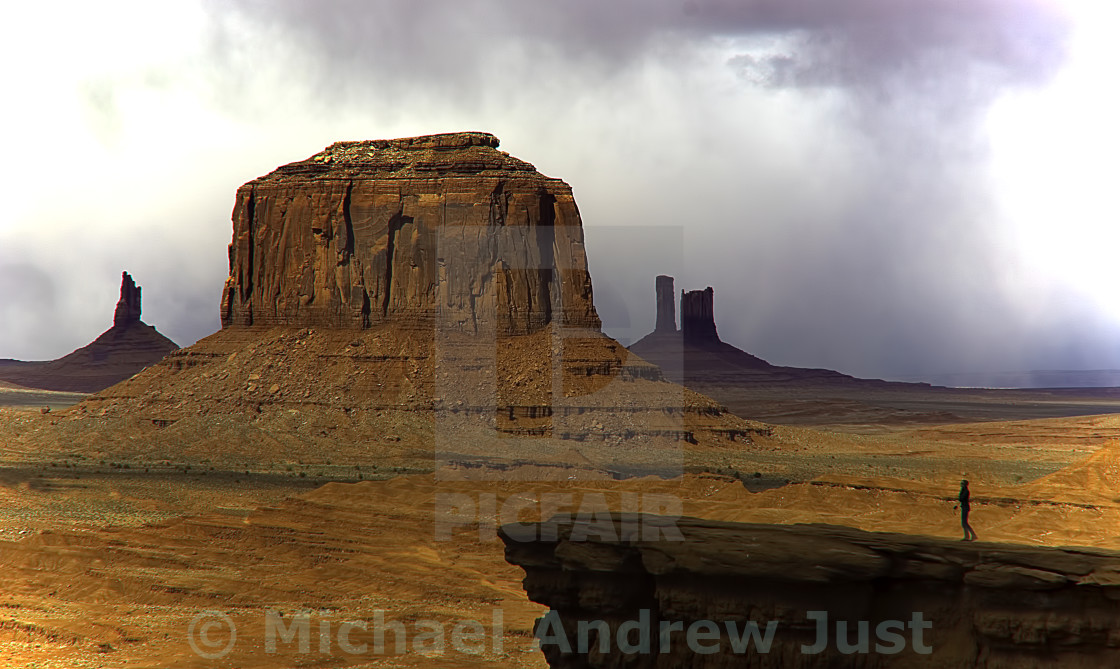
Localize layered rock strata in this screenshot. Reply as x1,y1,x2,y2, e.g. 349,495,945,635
220,131,600,335
503,515,1120,668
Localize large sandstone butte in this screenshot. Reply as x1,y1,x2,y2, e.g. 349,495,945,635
8,133,770,474
0,272,178,393
221,131,600,335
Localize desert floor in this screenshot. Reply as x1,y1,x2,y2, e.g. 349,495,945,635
2,389,1120,667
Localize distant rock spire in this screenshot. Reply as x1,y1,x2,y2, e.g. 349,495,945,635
113,271,142,327
654,275,677,333
681,286,719,344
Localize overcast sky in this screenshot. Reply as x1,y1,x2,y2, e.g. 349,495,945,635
1,0,1117,380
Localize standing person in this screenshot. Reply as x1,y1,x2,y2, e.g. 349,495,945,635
959,479,977,541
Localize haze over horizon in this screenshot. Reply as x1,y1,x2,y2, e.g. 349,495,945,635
2,0,1117,382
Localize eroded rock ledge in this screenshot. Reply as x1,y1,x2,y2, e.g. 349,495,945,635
502,515,1120,668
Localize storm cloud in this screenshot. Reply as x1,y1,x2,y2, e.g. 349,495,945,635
3,0,1113,381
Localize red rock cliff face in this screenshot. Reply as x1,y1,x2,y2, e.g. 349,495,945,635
220,132,600,335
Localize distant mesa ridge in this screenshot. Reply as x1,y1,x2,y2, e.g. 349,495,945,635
220,131,600,335
0,271,178,393
632,274,880,382
630,275,1120,428
631,273,943,388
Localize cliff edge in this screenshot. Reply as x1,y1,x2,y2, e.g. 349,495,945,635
503,514,1120,668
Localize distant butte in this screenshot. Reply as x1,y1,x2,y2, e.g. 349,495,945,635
630,276,777,375
628,275,958,429
0,272,179,393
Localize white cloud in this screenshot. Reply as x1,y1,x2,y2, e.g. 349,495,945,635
2,0,1115,380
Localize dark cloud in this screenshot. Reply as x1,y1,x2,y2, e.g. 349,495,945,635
214,0,1070,87
194,0,1107,381
721,0,1070,170
205,0,1071,166
4,0,1106,382
201,0,1070,164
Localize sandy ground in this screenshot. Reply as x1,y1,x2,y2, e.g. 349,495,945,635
2,397,1120,666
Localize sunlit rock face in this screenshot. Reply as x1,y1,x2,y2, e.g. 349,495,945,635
221,131,601,335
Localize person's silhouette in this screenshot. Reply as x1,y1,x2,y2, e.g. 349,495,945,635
959,479,977,541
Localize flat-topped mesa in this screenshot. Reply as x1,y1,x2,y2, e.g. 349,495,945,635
221,132,600,335
113,271,142,327
681,286,719,344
